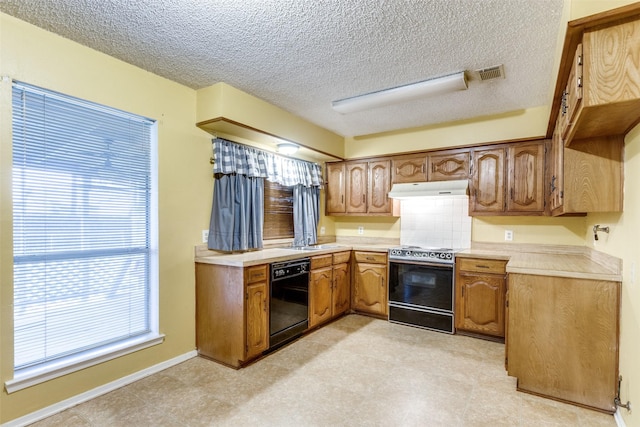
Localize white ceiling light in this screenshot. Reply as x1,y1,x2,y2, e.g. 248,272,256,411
331,72,468,114
277,143,299,155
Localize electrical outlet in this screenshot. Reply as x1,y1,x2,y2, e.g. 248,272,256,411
504,230,513,241
358,226,364,235
320,226,325,235
202,230,209,243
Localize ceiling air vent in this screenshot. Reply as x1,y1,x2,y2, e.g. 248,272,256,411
476,64,505,81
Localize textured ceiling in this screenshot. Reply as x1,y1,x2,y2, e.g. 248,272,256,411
0,0,565,138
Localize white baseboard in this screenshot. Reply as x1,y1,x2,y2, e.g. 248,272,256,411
615,408,628,427
2,350,198,427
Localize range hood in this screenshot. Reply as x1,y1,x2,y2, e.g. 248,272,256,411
388,180,469,199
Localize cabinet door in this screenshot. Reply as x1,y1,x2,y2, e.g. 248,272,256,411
326,163,346,214
428,150,470,181
245,281,269,360
392,154,427,183
309,267,333,328
367,160,392,214
507,142,545,213
561,44,583,140
549,121,564,214
455,272,505,337
353,263,387,316
346,162,367,213
332,263,350,317
471,148,505,213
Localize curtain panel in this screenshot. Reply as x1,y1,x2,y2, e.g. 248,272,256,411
209,138,323,252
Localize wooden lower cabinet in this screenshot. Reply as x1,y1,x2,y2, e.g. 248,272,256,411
455,258,507,338
309,252,351,328
352,251,388,317
507,273,620,413
196,263,268,368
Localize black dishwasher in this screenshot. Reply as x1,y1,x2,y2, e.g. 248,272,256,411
269,258,310,349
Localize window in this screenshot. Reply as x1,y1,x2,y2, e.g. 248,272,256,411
9,82,160,389
263,180,293,240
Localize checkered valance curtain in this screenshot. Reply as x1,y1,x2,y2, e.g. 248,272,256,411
212,138,323,187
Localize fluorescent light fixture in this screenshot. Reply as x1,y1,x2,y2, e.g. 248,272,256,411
331,72,468,114
277,143,299,155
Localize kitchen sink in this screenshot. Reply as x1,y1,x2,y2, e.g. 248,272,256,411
281,244,342,251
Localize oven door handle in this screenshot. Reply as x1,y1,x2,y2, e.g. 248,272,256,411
389,259,454,269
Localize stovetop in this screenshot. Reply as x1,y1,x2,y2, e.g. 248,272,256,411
388,246,458,264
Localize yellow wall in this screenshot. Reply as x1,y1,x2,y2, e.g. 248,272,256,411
196,82,345,159
0,14,212,422
344,106,550,159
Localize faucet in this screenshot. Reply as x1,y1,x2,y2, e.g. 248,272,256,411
593,224,610,241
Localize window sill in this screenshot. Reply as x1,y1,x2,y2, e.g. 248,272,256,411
4,333,165,394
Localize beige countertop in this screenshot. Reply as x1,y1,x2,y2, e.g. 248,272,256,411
194,243,391,267
195,241,622,282
457,243,622,282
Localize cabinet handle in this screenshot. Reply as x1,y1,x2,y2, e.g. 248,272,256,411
577,76,582,88
510,187,514,200
550,175,557,193
475,265,490,269
341,195,344,204
362,194,365,203
461,287,464,297
366,256,375,261
577,54,582,66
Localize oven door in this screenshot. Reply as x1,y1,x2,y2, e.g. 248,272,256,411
388,260,454,333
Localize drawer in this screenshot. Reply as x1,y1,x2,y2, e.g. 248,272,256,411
333,251,351,264
457,258,506,274
311,254,333,270
354,251,387,264
245,264,267,284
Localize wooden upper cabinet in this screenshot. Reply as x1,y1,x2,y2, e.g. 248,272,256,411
507,142,545,213
391,154,427,183
346,162,367,213
326,163,345,214
557,16,640,145
470,141,546,216
367,160,392,213
326,159,396,216
470,147,505,214
427,149,470,181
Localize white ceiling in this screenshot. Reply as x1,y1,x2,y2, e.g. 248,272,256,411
0,0,565,138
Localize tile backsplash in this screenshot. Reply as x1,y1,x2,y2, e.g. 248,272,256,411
400,196,472,249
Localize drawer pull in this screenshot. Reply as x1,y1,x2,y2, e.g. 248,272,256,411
475,265,490,269
366,257,375,261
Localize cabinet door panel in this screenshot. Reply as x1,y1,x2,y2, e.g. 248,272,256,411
456,273,505,337
428,151,469,181
309,267,333,327
367,160,392,213
353,263,387,315
392,155,427,183
507,142,544,212
326,163,346,214
332,263,350,317
471,148,505,213
346,162,367,213
246,281,269,359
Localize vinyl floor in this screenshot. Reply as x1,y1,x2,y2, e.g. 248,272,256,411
29,315,617,426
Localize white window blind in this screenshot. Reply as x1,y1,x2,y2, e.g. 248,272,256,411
11,82,156,372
